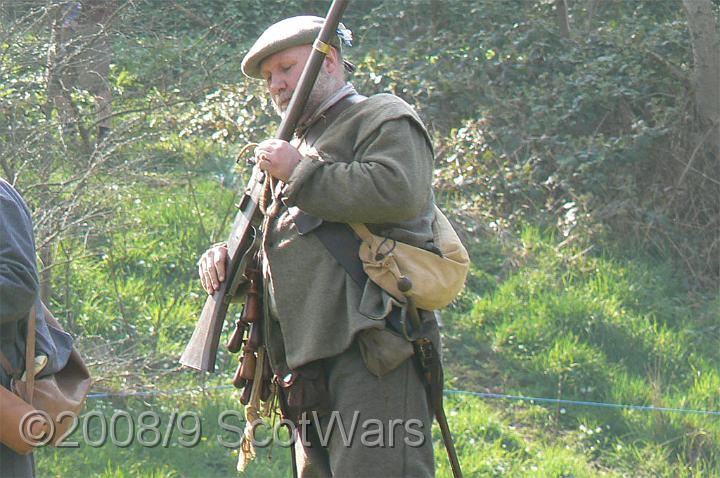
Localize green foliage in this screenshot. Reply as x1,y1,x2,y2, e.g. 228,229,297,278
51,175,241,386
351,0,718,284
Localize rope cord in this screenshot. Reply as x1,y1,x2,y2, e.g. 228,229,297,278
86,386,720,416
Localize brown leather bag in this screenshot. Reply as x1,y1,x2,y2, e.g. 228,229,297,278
0,303,92,454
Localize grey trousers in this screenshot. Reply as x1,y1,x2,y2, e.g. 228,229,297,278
293,341,435,478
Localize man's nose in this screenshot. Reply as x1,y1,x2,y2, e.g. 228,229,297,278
269,75,285,96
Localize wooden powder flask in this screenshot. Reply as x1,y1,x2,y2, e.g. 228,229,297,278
227,266,263,388
226,317,246,354
239,322,262,378
236,321,263,402
240,269,261,324
232,365,248,389
238,349,257,383
225,267,261,353
232,322,260,389
240,380,253,405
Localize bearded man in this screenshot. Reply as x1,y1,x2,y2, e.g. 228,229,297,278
198,16,440,477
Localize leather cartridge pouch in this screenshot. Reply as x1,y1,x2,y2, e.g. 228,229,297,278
277,360,331,422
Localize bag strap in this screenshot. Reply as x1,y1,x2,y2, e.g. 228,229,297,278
289,207,368,289
300,92,366,146
315,221,368,289
25,304,36,404
0,349,15,377
0,304,36,402
347,223,372,242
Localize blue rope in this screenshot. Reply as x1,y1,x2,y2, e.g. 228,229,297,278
443,390,720,416
87,386,720,416
87,384,234,399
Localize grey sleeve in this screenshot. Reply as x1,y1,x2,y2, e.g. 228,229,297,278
284,117,434,224
0,186,39,323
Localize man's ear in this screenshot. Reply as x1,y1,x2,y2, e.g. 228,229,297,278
324,47,341,74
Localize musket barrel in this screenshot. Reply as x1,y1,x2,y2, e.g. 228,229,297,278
276,0,349,141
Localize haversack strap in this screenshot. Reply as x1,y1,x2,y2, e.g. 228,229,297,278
24,304,37,404
0,305,37,385
0,350,15,377
289,207,368,289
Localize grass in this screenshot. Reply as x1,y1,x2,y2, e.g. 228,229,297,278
35,389,292,477
35,196,720,476
443,224,720,477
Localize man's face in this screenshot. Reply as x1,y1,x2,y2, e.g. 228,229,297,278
260,45,313,116
259,44,340,119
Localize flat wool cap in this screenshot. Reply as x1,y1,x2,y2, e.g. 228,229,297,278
241,16,342,79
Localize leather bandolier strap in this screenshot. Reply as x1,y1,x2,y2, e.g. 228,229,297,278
290,209,368,289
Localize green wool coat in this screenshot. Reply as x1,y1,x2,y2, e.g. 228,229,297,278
262,93,436,370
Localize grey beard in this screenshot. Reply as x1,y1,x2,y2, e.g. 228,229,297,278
275,69,337,120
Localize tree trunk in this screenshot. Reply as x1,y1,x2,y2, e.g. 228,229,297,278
430,0,441,35
682,0,720,149
556,0,571,38
585,0,600,33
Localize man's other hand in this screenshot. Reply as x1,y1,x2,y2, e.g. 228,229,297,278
198,244,228,295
